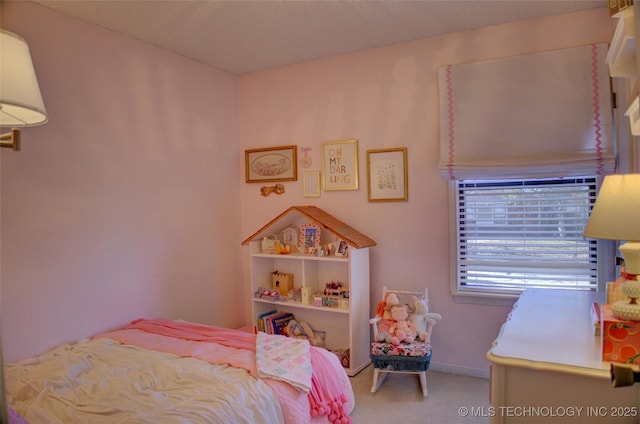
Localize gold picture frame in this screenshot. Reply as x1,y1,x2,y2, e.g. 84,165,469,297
245,145,297,183
303,171,321,197
367,147,408,202
322,139,358,191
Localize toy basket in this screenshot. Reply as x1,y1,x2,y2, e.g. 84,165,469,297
371,349,432,372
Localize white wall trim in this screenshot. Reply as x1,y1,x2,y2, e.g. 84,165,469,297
430,361,489,379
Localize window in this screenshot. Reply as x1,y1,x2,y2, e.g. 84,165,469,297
450,177,609,300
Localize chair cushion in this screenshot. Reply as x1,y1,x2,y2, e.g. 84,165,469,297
371,340,431,357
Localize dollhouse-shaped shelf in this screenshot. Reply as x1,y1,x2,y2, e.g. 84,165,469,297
241,205,377,249
242,205,376,376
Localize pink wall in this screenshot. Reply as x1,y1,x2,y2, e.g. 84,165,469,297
1,2,243,361
238,8,614,375
1,1,614,376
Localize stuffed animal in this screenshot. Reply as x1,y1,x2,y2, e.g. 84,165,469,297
374,331,392,344
382,292,400,320
387,304,418,345
286,320,325,347
375,300,386,319
375,292,400,319
408,295,442,342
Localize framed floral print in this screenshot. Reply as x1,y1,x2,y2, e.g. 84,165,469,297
367,147,408,202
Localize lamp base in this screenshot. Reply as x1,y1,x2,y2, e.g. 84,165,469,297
612,300,640,321
619,241,640,275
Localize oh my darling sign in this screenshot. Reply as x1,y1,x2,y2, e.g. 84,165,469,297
322,139,359,191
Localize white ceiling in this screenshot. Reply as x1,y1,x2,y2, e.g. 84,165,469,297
32,0,606,75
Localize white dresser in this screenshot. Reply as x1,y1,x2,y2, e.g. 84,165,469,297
487,289,639,424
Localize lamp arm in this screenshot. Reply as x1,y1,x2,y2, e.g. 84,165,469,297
611,363,640,388
0,129,21,151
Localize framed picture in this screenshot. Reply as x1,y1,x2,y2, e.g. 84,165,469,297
336,240,349,257
281,227,298,247
303,171,321,197
367,147,408,202
322,139,358,191
245,145,297,183
299,223,321,251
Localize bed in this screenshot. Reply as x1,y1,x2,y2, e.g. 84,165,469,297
5,318,355,424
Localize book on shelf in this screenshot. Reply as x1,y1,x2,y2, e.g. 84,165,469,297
265,311,295,336
256,309,277,333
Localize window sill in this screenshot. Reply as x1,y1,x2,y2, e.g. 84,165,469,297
452,290,519,307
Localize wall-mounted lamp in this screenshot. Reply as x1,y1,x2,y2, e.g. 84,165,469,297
0,29,48,151
611,363,640,388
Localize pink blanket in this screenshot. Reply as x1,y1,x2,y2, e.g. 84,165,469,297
95,319,351,424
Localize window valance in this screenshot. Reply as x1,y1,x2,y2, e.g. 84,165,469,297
438,43,614,181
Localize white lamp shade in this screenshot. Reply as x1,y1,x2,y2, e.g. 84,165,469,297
0,29,47,127
583,174,640,242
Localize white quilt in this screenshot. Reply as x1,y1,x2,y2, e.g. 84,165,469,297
256,332,312,393
5,338,284,424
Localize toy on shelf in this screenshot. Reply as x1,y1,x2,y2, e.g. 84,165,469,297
261,290,280,301
323,281,344,296
272,271,293,295
286,320,325,347
321,281,348,308
261,234,279,254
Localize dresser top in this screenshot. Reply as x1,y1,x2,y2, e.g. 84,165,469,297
487,289,608,376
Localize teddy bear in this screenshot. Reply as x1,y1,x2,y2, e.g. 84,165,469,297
387,304,418,345
408,295,442,342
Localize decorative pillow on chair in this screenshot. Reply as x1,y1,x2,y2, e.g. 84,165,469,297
371,340,431,357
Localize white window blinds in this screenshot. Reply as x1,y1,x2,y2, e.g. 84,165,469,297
456,177,598,292
439,44,613,181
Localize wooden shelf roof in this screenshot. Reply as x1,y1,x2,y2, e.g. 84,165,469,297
241,205,376,249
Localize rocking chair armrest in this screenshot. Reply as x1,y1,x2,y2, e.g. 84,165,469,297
422,318,439,344
370,316,383,338
427,312,442,321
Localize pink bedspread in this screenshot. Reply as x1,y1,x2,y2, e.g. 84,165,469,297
95,319,352,424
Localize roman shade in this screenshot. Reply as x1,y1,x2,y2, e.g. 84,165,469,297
438,43,613,181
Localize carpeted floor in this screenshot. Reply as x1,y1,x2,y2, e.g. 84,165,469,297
349,365,490,424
